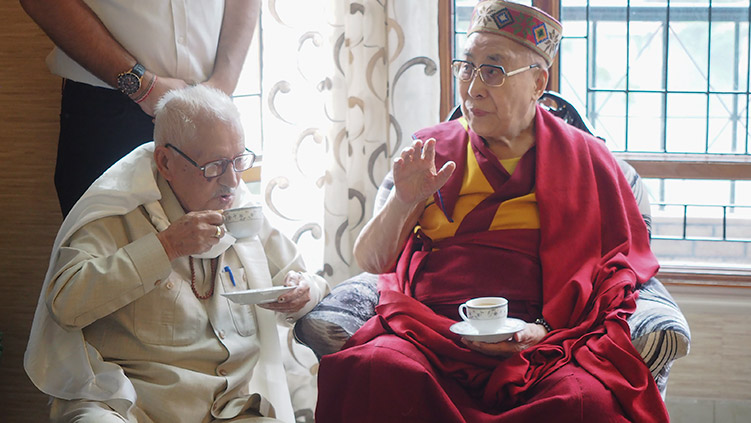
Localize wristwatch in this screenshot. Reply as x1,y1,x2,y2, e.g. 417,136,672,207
116,63,146,96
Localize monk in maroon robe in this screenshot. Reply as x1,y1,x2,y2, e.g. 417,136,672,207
316,2,669,422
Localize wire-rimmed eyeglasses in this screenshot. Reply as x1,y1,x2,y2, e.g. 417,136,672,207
451,59,539,87
166,143,256,179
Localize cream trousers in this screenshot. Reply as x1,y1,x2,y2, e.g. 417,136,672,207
50,398,284,423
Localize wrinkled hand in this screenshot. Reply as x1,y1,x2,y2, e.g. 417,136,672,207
137,75,190,117
461,322,548,358
259,270,311,314
156,210,225,261
393,138,456,207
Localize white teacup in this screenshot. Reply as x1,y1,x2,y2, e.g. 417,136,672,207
223,205,263,239
458,297,508,333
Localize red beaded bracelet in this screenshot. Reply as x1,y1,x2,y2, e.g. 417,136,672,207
134,75,157,104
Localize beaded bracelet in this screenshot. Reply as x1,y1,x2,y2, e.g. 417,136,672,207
534,318,552,333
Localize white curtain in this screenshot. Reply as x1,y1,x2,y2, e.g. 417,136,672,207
260,0,440,284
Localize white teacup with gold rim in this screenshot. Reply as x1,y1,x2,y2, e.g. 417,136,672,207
223,205,263,239
458,297,508,333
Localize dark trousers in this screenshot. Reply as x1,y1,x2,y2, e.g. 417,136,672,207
55,80,155,216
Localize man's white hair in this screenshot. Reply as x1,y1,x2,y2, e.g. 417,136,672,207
153,84,241,148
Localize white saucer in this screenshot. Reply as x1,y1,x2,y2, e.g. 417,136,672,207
221,286,295,305
449,318,526,343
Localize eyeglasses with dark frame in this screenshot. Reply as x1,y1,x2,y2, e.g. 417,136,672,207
451,59,539,87
166,143,256,179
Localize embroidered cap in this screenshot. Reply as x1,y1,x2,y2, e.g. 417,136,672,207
467,1,562,67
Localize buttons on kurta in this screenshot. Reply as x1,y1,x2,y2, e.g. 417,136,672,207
218,329,226,339
165,281,175,290
218,369,228,376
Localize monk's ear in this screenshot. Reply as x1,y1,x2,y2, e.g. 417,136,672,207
154,146,174,182
532,66,549,101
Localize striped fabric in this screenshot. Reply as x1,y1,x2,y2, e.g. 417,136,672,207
617,158,653,238
629,277,691,396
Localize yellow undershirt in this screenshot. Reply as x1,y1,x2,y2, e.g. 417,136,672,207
420,139,540,241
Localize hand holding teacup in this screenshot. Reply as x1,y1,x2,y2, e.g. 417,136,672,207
157,210,225,261
457,296,548,357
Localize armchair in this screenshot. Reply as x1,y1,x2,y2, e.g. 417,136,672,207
294,91,690,397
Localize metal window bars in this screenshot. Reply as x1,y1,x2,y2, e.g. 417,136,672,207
652,202,751,242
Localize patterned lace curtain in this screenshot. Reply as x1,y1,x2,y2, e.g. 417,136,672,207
260,0,440,284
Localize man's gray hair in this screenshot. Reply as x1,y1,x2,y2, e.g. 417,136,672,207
153,84,241,148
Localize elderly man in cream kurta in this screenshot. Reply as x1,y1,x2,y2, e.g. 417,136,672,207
24,85,328,423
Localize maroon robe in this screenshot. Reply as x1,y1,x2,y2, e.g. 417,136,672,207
316,106,668,423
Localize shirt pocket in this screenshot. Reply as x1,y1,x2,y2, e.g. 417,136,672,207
220,267,258,337
133,273,204,346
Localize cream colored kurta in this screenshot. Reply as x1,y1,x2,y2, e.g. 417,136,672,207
44,174,323,422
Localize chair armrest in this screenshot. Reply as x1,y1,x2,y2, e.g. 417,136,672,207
629,277,691,396
293,273,379,359
616,158,652,238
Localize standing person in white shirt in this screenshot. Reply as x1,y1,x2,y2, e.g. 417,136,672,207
19,0,260,217
25,84,329,423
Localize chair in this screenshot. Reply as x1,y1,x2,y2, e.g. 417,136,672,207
294,91,691,397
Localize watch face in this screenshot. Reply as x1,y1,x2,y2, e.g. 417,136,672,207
117,72,141,95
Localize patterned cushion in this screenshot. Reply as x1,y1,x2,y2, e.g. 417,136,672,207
293,273,379,358
294,275,691,397
629,277,691,396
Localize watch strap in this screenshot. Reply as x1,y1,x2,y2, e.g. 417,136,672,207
130,63,145,78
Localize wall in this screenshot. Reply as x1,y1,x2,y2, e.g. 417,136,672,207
0,2,63,420
665,283,751,422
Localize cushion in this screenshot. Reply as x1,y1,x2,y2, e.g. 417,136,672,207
629,277,691,395
293,273,379,359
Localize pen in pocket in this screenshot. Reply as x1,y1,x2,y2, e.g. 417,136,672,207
223,266,236,286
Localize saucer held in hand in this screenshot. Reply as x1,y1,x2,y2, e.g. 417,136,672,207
221,286,295,305
449,317,526,343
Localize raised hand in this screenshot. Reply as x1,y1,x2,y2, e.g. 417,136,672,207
393,138,456,208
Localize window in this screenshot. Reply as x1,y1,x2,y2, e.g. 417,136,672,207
234,23,262,188
448,0,751,274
